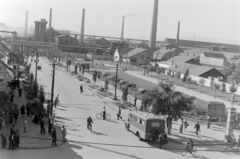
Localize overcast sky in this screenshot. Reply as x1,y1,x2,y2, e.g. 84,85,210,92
0,0,239,44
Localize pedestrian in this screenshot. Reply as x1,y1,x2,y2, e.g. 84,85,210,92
9,133,15,150
194,122,201,135
207,116,211,129
18,87,22,98
40,119,46,134
117,107,122,120
1,130,7,148
184,119,189,131
51,128,57,146
62,126,67,142
14,130,20,148
26,102,31,117
23,118,27,132
10,125,15,135
166,116,172,134
13,110,19,124
80,85,83,94
103,107,106,120
20,104,25,117
179,118,183,134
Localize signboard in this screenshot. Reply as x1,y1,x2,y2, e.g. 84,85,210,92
207,101,225,117
114,48,120,62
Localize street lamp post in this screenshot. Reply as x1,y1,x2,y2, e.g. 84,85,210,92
50,63,56,116
113,48,120,100
35,51,38,85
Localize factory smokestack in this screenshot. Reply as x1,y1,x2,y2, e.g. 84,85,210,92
80,8,85,44
121,16,125,41
49,8,52,28
25,11,28,37
149,0,159,49
176,21,180,44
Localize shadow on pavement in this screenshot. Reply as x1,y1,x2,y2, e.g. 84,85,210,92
91,130,108,136
55,116,72,121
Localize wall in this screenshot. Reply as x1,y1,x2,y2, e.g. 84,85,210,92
200,53,224,67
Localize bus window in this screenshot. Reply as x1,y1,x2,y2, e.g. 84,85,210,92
152,122,160,127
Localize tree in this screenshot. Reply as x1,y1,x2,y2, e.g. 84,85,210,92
222,63,236,76
156,67,162,82
122,85,129,107
182,69,189,82
141,82,196,119
104,80,109,92
213,83,220,99
221,82,226,93
29,73,34,86
187,77,192,90
198,78,206,94
39,86,45,105
229,83,238,104
177,71,181,86
32,81,39,98
210,76,214,89
92,70,97,86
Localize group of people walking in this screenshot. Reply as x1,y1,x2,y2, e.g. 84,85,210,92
1,125,20,150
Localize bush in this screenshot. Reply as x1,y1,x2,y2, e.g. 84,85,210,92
103,72,111,77
127,83,136,88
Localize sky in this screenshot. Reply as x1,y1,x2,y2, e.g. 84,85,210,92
0,0,240,44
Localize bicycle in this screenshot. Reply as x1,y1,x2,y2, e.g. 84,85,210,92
157,140,167,149
96,112,111,120
223,142,238,151
181,144,197,156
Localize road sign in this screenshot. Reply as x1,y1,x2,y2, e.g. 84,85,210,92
114,48,120,62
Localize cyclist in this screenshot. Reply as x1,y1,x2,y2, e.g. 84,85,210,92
87,116,93,131
162,132,168,144
227,134,236,148
186,138,194,154
103,107,106,120
158,133,165,146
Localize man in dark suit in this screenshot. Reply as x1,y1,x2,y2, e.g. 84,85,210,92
51,128,57,146
40,119,46,134
9,133,15,150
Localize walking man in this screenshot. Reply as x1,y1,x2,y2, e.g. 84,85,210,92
1,130,7,148
14,130,20,148
194,122,200,135
103,107,106,120
62,126,67,142
51,128,57,146
23,118,27,132
9,133,15,150
48,117,53,135
80,85,83,94
117,107,122,120
40,119,46,134
13,110,19,124
18,87,22,98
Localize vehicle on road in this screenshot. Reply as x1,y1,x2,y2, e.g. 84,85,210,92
125,110,165,141
96,112,111,120
223,141,238,151
181,144,197,156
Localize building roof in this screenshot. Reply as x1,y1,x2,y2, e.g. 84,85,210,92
55,29,70,35
165,38,240,49
124,48,147,58
55,35,75,39
167,63,216,76
202,52,226,59
163,55,199,65
153,48,169,59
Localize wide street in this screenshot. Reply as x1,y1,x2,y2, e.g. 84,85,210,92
1,57,239,159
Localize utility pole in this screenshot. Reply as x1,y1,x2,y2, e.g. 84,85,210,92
92,46,95,69
35,51,38,85
67,52,69,70
50,63,56,116
114,62,119,100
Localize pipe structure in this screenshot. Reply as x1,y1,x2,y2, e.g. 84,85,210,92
80,8,85,44
25,11,28,37
49,8,52,28
121,16,125,41
176,21,180,44
149,0,159,49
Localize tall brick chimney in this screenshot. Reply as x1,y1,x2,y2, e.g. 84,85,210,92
149,0,159,49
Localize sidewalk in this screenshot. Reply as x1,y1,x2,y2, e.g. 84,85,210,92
125,70,240,113
2,81,63,149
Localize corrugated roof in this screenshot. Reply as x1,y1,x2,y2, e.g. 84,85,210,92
124,48,146,58
203,52,226,59
165,38,239,49
164,55,198,65
167,63,214,76
55,30,70,35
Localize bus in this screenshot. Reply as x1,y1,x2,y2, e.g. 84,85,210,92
126,110,165,141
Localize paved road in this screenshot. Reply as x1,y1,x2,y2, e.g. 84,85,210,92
2,57,239,159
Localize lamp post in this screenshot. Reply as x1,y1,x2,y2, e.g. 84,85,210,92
114,48,120,100
35,51,38,85
50,63,56,116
